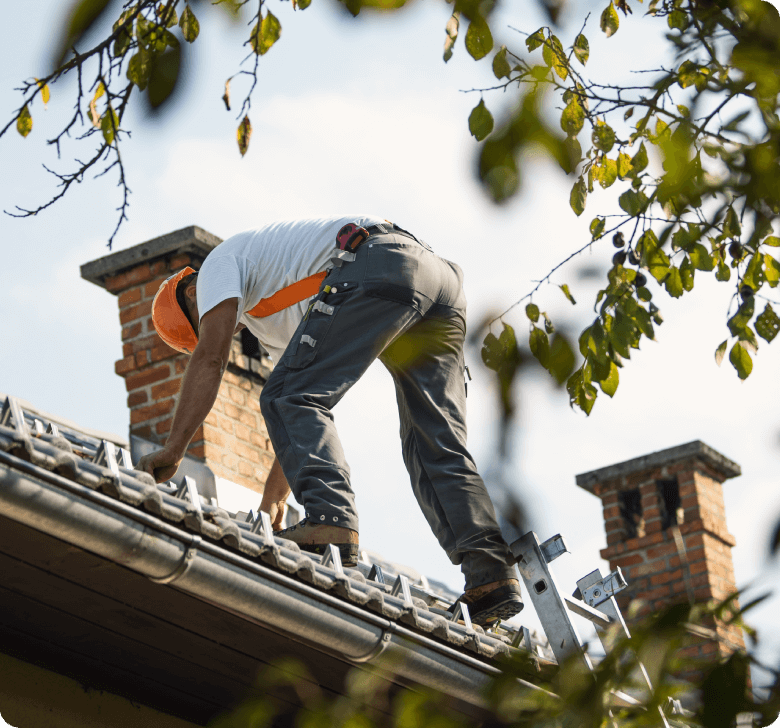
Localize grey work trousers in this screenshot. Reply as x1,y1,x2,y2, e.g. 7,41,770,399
259,231,517,590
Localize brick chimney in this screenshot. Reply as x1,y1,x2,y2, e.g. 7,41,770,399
576,441,745,666
81,227,275,495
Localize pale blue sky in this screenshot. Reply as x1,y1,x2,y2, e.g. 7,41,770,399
2,0,779,684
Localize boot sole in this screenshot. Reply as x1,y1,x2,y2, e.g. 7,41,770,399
299,542,359,568
470,596,524,627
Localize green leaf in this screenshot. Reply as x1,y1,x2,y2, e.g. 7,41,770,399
570,178,587,216
560,283,576,305
573,33,589,65
237,115,252,157
548,334,575,384
619,189,648,216
764,254,780,288
590,217,605,239
665,267,683,298
147,46,181,109
16,105,32,138
714,340,728,366
728,297,755,337
127,48,153,90
100,107,119,144
680,256,694,291
492,45,511,79
756,303,780,342
668,8,688,30
631,142,648,173
468,99,494,142
465,17,493,61
525,28,546,52
560,102,585,137
716,259,731,281
252,10,282,55
526,303,540,322
54,0,112,69
599,360,619,397
179,4,200,43
723,207,741,238
637,286,652,302
529,327,550,368
689,242,714,271
764,236,780,247
600,2,619,37
729,341,753,380
592,121,616,153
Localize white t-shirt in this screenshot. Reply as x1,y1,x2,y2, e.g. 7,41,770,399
196,215,387,363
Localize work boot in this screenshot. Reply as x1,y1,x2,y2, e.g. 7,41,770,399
275,518,360,567
449,578,524,628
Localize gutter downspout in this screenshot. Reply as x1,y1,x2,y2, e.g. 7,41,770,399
0,451,550,709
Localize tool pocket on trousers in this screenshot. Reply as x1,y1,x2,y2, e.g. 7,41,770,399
363,242,427,307
284,282,356,370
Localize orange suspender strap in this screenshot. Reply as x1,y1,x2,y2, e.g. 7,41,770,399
246,271,328,318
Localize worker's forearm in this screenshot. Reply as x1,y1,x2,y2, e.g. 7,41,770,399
165,350,225,456
260,457,291,508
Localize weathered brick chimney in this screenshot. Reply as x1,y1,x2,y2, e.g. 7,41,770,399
576,441,745,665
81,227,275,496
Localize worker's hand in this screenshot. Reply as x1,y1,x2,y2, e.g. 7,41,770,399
263,501,288,531
135,446,184,484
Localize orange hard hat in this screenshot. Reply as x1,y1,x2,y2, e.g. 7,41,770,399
151,266,198,354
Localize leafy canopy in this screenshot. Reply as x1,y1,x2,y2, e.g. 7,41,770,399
2,0,779,411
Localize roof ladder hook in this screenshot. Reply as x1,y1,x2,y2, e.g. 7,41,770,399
1,396,30,438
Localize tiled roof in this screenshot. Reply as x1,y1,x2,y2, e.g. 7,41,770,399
0,394,554,711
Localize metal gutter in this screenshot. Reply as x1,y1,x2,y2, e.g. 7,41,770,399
0,450,552,709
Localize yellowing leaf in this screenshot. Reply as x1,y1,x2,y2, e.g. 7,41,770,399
560,283,577,304
599,360,619,397
179,4,200,42
16,105,32,137
237,115,252,156
101,107,119,145
573,33,589,65
36,78,51,105
617,152,632,178
443,12,459,62
525,28,545,52
599,158,617,188
729,341,752,379
543,35,568,80
765,254,780,288
665,267,683,297
600,2,619,37
89,81,105,127
251,11,282,55
569,178,587,217
560,101,585,137
714,340,728,366
526,303,540,322
592,120,616,153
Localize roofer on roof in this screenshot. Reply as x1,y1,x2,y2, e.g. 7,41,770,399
135,216,523,626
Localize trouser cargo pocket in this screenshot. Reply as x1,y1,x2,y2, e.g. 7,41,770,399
283,281,357,370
